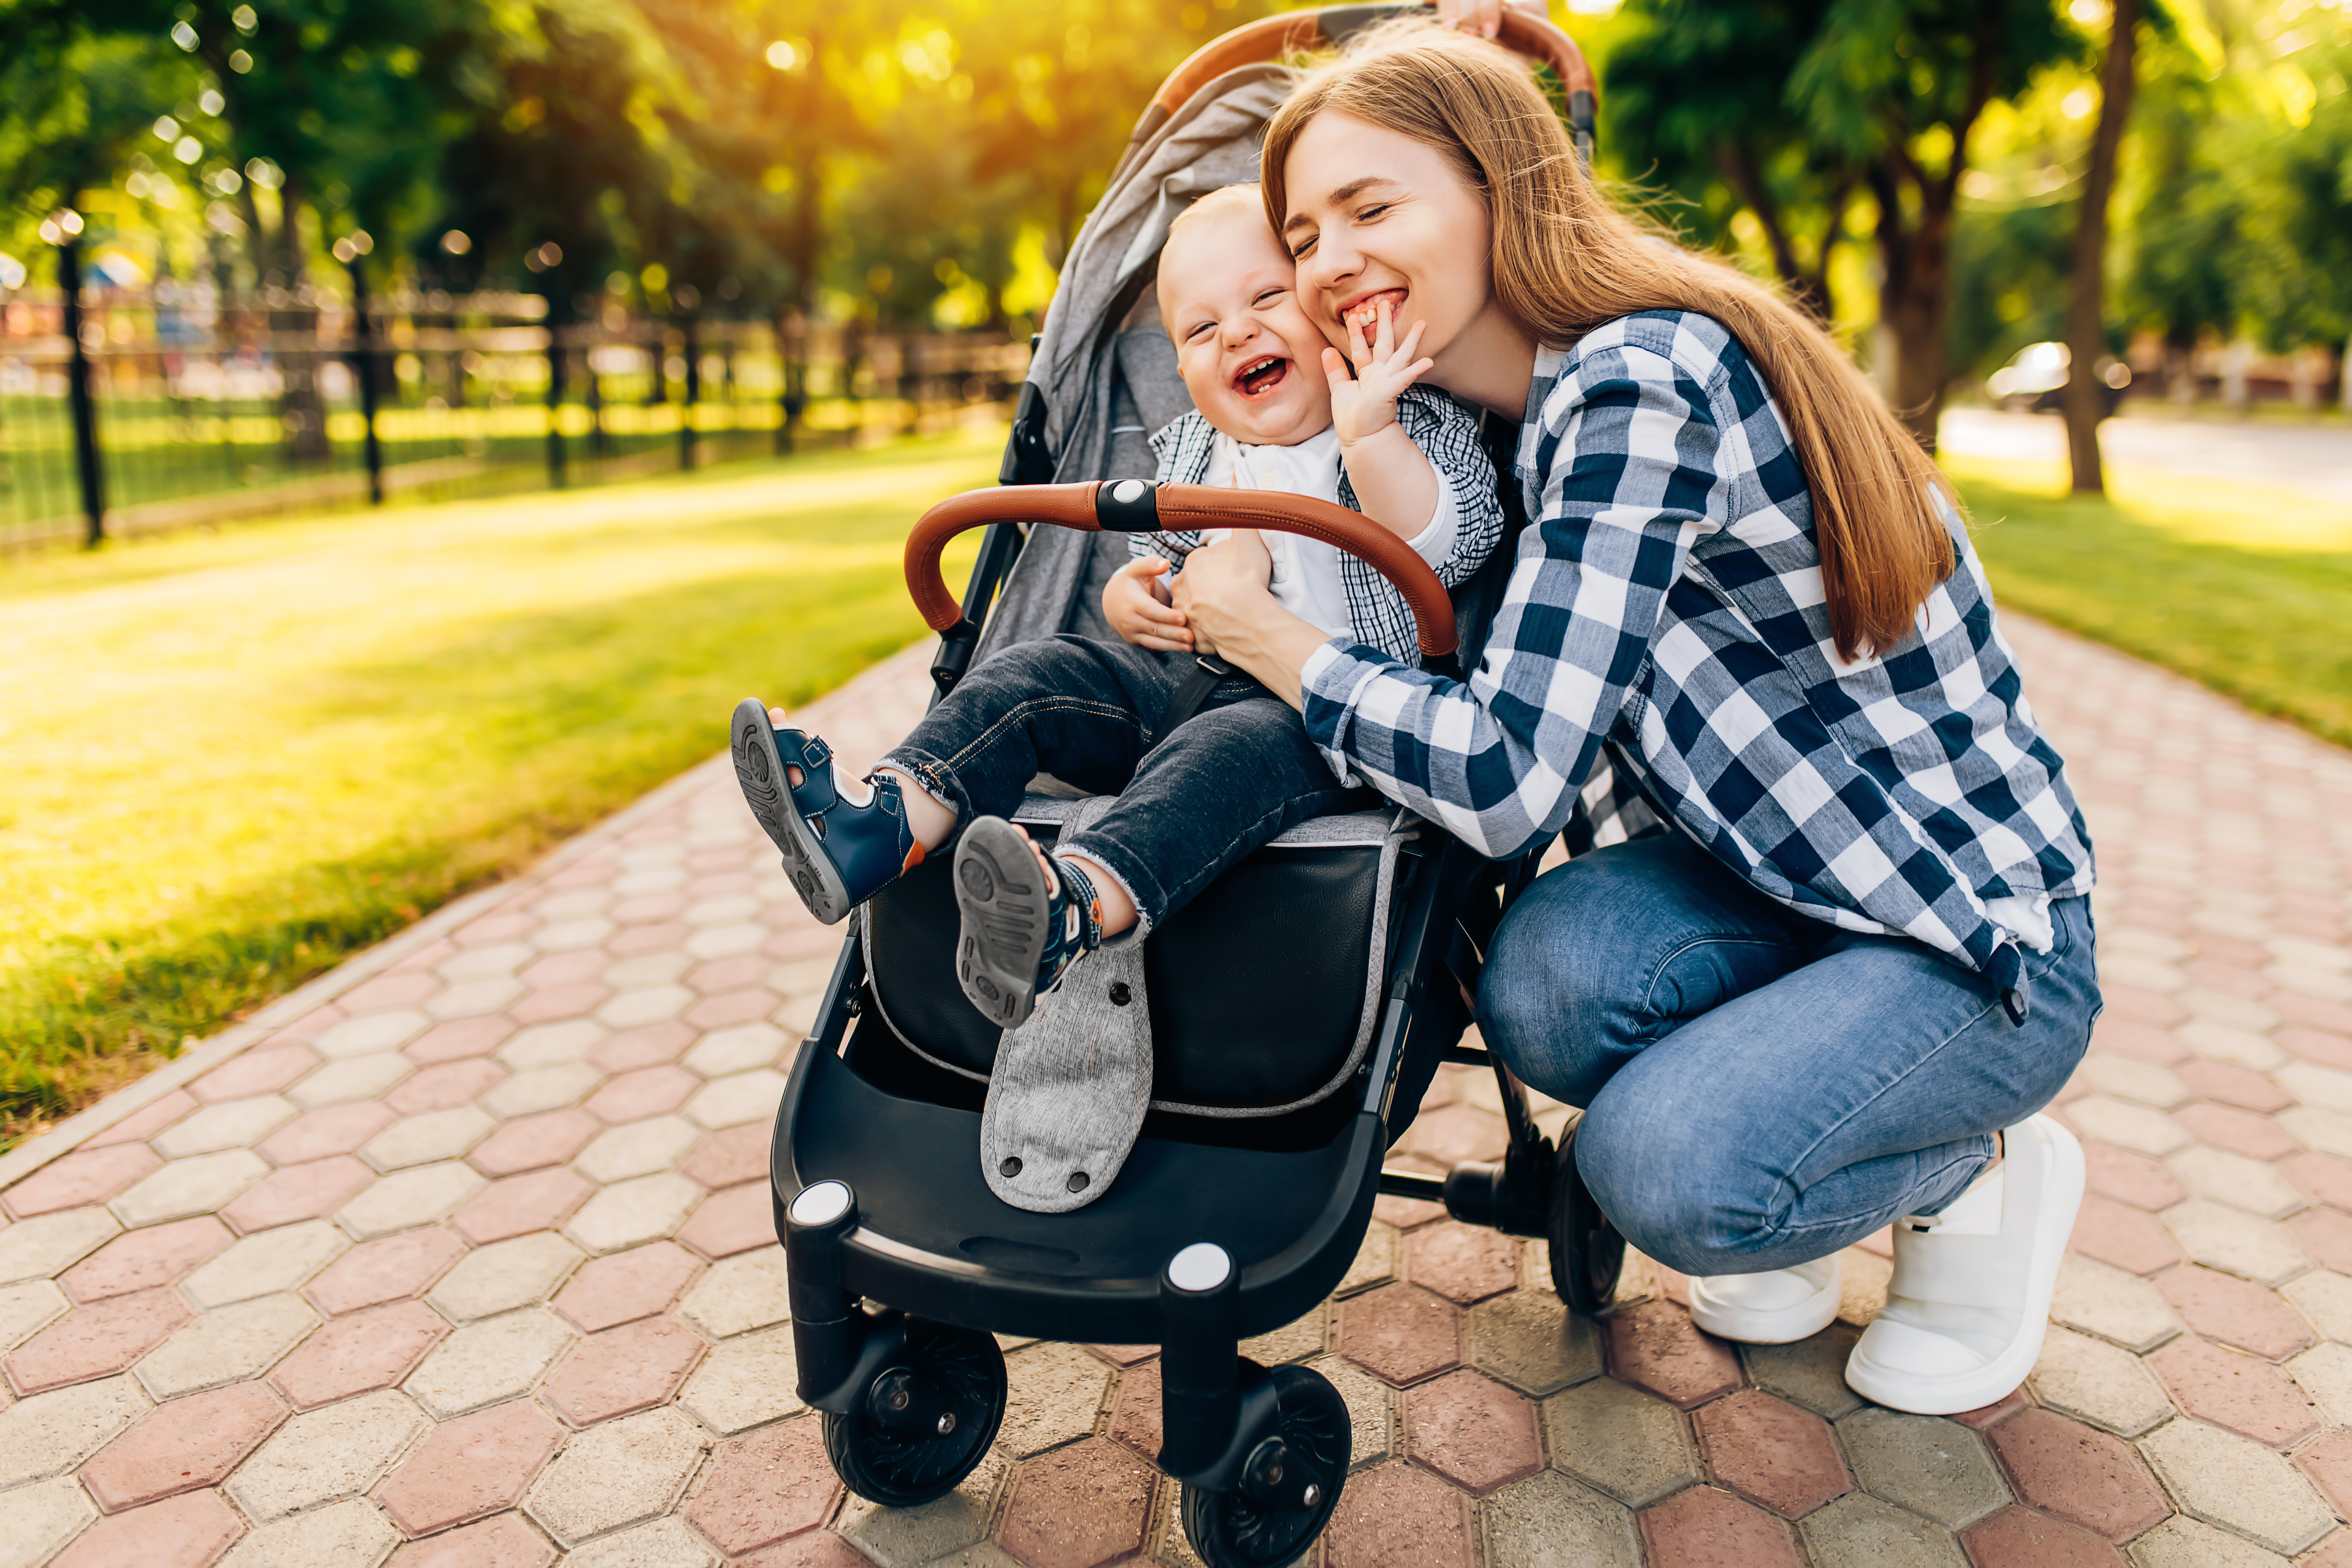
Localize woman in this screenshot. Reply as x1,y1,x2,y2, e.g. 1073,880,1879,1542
1168,23,2100,1417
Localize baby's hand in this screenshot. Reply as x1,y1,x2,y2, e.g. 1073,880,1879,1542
1324,298,1435,448
1104,555,1193,653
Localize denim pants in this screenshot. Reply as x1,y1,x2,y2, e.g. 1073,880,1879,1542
881,635,1375,937
1477,834,2099,1277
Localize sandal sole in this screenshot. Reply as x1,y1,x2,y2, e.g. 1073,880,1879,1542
952,819,1050,1031
730,698,852,926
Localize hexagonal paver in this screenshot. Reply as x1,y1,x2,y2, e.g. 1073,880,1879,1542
374,1397,566,1537
224,1385,430,1521
1636,1484,1805,1567
1692,1387,1850,1519
384,1059,508,1114
677,1248,791,1340
0,1207,123,1285
2147,1335,2320,1447
837,1445,1009,1568
1398,1367,1540,1494
552,1240,702,1332
1320,1460,1472,1568
1403,1222,1518,1305
1982,1406,2170,1541
80,1380,287,1510
404,1308,577,1420
484,1064,603,1120
111,1150,271,1228
255,1101,398,1166
152,1096,300,1160
189,1046,319,1102
4,1144,162,1219
2137,1415,2334,1555
51,1489,247,1568
677,1123,769,1191
2,1476,100,1565
2157,1265,2314,1360
428,1232,584,1324
998,1340,1113,1459
674,1182,775,1260
1603,1300,1742,1409
1795,1491,1968,1567
2162,1199,2309,1285
362,1106,499,1173
137,1292,321,1400
2028,1326,2174,1437
524,1404,708,1546
313,1009,433,1058
1956,1504,2128,1568
286,1051,415,1110
1335,1284,1461,1387
565,1172,704,1255
497,1021,607,1072
1739,1323,1866,1420
182,1220,349,1310
0,1374,152,1487
1464,1288,1601,1398
337,1162,489,1240
1835,1407,2008,1529
303,1227,467,1316
1542,1371,1699,1507
61,1216,233,1303
540,1315,706,1425
686,1415,842,1556
5,1287,191,1394
676,1322,803,1436
268,1298,446,1410
220,1157,379,1236
573,1115,704,1184
2049,1254,2182,1353
216,1496,400,1566
449,1167,596,1245
2069,1196,2183,1275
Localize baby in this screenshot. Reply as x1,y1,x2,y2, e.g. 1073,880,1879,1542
729,183,1502,1031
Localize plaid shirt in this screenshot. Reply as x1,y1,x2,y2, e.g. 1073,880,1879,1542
1301,310,2094,1004
1139,388,1505,664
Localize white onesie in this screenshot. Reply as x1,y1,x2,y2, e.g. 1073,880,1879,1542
1199,426,1461,642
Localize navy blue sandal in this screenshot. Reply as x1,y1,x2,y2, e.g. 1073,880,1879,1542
952,817,1102,1029
730,697,926,925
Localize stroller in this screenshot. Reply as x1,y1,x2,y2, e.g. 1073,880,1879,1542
769,9,1607,1566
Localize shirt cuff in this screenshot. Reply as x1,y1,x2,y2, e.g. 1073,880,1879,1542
1403,469,1461,571
1300,637,1397,786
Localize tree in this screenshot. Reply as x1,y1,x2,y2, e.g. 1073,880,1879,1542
2063,0,2142,495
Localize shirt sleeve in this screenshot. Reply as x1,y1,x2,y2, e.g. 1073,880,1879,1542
1395,389,1505,591
1301,343,1723,859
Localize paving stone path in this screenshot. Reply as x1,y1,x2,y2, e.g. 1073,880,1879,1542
2,615,2350,1568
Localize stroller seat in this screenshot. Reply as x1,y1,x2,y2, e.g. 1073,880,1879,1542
862,796,1410,1117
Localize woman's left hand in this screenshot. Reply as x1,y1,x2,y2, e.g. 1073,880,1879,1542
1168,528,1275,660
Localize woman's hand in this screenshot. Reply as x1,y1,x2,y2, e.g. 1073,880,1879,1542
1170,530,1334,710
1103,556,1193,653
1433,0,1547,40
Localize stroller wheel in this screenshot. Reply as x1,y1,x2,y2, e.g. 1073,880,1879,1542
822,1319,1008,1507
1180,1365,1349,1568
1548,1113,1626,1317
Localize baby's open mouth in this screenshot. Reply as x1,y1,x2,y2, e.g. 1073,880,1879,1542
1233,355,1289,397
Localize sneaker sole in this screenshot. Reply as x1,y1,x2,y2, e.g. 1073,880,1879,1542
730,698,852,926
953,819,1050,1031
1688,1264,1842,1345
1843,1115,2087,1415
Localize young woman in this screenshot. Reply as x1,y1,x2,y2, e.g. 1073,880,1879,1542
1166,23,2100,1416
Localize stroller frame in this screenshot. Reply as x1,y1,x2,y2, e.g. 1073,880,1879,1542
763,9,1611,1566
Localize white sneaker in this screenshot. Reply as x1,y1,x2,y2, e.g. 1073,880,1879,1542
1688,1256,1842,1344
1844,1112,2085,1415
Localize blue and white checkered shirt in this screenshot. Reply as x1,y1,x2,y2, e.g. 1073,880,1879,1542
1300,310,2094,1003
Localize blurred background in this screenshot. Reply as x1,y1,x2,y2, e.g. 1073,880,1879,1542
2,0,2344,548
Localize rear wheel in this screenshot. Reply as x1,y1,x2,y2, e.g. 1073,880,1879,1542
1180,1365,1349,1568
1548,1113,1625,1316
822,1319,1008,1507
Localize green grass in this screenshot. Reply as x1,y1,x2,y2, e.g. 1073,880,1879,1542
1948,451,2352,749
0,428,994,1138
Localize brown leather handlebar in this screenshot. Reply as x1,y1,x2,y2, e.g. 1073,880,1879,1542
904,482,1458,659
1148,2,1595,118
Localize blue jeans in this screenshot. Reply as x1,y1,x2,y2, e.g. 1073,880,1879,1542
1477,834,2099,1277
882,635,1374,936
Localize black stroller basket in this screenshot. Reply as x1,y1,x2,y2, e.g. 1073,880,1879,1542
764,9,1609,1566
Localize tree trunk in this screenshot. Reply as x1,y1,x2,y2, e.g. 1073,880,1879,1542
1871,163,1961,450
2064,0,2141,495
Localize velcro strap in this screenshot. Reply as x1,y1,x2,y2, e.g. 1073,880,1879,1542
801,735,832,770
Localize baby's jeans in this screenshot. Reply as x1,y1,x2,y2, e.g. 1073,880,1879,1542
879,635,1377,938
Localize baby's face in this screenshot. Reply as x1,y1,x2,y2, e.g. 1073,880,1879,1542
1159,204,1332,448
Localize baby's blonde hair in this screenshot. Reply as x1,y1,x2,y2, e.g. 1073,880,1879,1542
1165,181,1266,245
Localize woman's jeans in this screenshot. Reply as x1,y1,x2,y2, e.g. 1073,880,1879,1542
1477,834,2100,1278
881,635,1374,937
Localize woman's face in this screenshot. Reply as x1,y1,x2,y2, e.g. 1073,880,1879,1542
1281,111,1496,369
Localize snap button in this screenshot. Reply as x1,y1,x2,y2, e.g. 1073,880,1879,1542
1000,1157,1022,1178
1066,1171,1089,1193
1111,479,1147,504
1108,982,1132,1006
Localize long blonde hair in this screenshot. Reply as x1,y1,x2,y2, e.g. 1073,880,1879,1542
1260,23,1954,662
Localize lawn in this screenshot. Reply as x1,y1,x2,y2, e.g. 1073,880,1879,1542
0,427,993,1140
1946,450,2352,750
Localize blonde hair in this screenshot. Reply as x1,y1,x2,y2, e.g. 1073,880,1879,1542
1260,23,1954,661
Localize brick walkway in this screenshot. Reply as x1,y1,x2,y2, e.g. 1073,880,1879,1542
2,616,2349,1568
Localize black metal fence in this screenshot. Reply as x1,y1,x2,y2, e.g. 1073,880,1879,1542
0,260,1030,551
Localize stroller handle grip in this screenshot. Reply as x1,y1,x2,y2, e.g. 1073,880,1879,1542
905,481,1459,659
1147,4,1596,124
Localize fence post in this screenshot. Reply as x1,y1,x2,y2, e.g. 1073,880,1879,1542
545,308,568,489
679,312,700,471
340,245,385,505
54,230,107,547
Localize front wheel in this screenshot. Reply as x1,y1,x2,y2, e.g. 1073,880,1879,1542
822,1318,1008,1507
1180,1365,1349,1568
1548,1113,1625,1316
